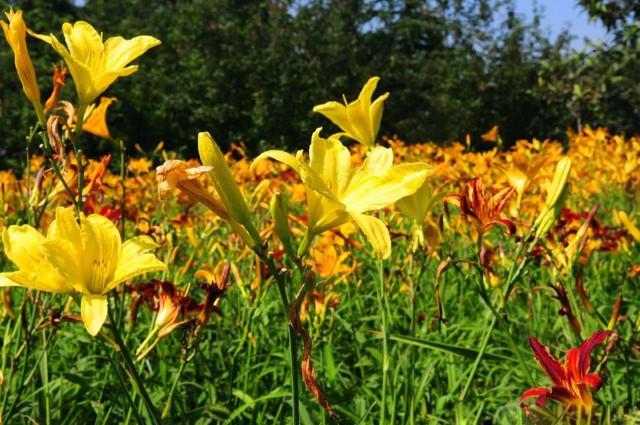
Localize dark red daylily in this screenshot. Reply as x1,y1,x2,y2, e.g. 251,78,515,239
521,330,612,412
447,178,515,237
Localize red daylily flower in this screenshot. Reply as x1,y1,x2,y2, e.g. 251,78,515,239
521,330,612,412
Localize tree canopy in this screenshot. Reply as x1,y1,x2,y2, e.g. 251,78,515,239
1,0,638,165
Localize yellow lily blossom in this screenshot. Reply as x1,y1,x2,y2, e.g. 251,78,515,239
253,129,429,258
1,207,167,336
313,76,389,147
33,21,160,106
0,225,70,292
1,9,44,124
396,174,444,249
502,152,546,208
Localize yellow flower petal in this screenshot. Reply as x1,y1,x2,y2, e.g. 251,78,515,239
396,177,438,225
343,163,429,213
312,101,351,136
349,212,391,259
309,130,352,196
42,239,84,292
80,214,122,293
253,149,302,174
370,93,389,140
107,236,167,292
81,294,108,336
0,274,17,287
2,225,70,292
103,35,161,72
47,207,81,246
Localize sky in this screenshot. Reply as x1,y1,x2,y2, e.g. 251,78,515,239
515,0,609,48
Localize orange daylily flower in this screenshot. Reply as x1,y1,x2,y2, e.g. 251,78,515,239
481,125,499,143
447,178,515,237
83,97,116,139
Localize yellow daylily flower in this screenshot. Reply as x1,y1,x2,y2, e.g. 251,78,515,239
41,207,167,336
33,21,160,106
396,174,443,249
313,76,389,147
253,129,429,258
0,225,70,292
502,152,546,208
83,96,116,138
1,9,44,124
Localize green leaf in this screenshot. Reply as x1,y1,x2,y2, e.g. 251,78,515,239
382,333,513,363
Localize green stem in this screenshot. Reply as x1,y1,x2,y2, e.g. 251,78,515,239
3,292,40,423
40,133,80,216
103,339,145,425
260,252,300,425
459,315,497,403
119,139,127,238
277,275,300,425
39,330,51,425
162,359,187,419
107,308,162,424
73,104,87,213
377,259,389,425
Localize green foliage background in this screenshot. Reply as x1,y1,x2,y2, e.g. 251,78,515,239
1,0,639,164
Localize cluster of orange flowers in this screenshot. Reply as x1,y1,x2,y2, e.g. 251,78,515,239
2,126,638,323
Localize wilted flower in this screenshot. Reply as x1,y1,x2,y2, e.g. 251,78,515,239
195,261,232,326
135,280,197,360
155,159,257,246
156,160,224,216
313,76,389,147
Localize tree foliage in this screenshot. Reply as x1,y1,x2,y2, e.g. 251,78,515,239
1,0,639,164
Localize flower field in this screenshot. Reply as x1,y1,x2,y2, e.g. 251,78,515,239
1,10,640,425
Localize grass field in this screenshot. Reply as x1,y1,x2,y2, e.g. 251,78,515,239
1,12,640,425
